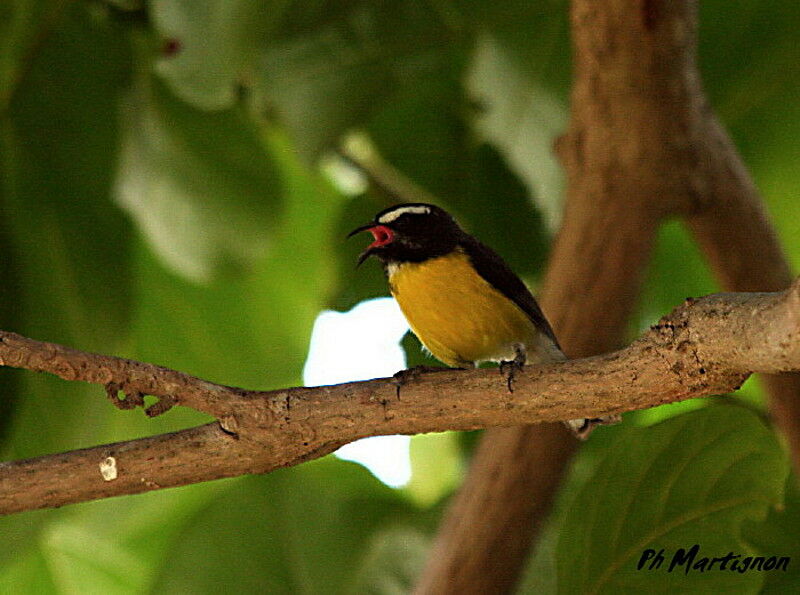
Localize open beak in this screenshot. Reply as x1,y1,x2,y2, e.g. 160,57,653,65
347,223,375,239
347,223,394,267
347,223,377,267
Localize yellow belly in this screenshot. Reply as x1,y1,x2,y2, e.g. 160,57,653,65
389,251,537,367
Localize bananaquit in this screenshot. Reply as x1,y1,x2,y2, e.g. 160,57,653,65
349,202,616,438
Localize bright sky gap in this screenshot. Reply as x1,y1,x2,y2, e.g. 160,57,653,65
302,297,412,487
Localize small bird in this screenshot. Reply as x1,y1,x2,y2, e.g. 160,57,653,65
349,202,616,439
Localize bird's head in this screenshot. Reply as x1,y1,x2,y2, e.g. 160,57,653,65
348,203,464,266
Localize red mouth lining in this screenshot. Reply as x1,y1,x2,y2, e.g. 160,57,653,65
368,225,394,249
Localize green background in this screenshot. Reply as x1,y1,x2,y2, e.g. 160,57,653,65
1,1,798,592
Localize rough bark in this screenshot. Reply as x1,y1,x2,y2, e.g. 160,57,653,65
2,282,799,514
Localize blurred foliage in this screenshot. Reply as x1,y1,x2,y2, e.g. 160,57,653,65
558,406,786,594
1,0,799,593
117,66,284,283
519,405,789,595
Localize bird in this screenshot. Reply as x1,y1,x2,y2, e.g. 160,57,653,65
348,202,617,439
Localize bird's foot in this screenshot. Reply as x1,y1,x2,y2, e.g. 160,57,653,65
499,344,527,393
564,414,622,440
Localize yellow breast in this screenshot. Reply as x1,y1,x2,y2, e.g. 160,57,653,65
388,250,536,367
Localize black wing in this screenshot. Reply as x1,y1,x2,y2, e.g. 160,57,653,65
460,236,561,349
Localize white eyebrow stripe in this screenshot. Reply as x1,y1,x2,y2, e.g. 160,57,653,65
377,205,430,223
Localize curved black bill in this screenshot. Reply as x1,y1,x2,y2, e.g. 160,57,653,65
347,222,376,267
355,247,374,267
347,223,374,239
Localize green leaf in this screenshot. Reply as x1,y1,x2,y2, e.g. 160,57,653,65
45,480,226,594
454,143,549,278
745,475,800,594
364,51,468,204
0,216,21,441
2,2,133,348
0,478,230,593
39,524,149,593
254,0,453,158
146,458,428,594
348,526,430,595
697,1,800,275
465,32,568,230
556,406,788,594
0,548,55,594
150,0,277,110
116,68,284,283
0,0,60,113
405,432,463,507
456,1,571,231
107,0,143,10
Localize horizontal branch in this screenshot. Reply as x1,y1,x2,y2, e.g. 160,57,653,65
1,280,799,514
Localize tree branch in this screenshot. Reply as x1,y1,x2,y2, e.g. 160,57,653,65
2,280,799,514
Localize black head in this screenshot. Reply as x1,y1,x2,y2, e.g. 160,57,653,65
348,203,466,266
